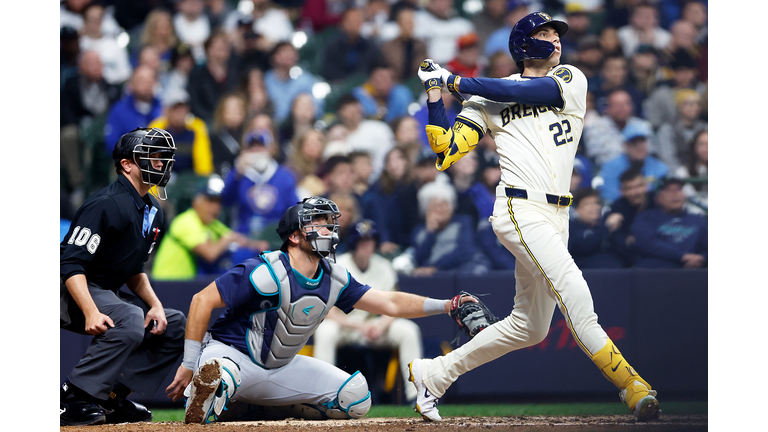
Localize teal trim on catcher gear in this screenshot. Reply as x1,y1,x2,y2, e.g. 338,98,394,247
318,371,372,419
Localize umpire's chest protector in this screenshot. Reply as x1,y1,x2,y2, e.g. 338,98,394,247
246,251,348,369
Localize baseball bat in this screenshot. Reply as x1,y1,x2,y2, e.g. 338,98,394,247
419,59,467,104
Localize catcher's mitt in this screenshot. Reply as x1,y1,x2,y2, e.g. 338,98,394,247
449,291,500,345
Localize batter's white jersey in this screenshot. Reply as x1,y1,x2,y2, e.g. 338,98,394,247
456,64,588,196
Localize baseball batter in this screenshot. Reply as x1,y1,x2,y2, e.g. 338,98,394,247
410,12,660,422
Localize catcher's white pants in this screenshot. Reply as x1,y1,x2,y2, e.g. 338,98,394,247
421,197,609,397
313,318,423,401
198,337,350,406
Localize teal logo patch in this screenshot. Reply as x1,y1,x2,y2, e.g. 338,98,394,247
553,67,572,83
302,305,315,316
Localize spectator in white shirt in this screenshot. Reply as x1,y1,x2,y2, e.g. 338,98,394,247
413,0,475,65
617,2,671,57
223,0,294,49
173,0,212,64
79,2,132,86
60,0,122,38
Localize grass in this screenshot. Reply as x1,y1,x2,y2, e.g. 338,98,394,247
150,401,707,422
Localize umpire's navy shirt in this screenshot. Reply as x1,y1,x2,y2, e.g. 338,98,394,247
60,175,165,291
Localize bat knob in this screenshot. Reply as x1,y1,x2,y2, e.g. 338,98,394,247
420,59,437,72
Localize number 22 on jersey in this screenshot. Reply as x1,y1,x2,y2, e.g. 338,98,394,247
549,120,573,147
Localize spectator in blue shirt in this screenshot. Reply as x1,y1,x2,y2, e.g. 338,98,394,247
597,122,669,204
319,7,380,83
407,181,489,277
220,129,298,263
360,147,420,256
263,42,321,125
352,64,415,123
602,166,657,266
104,65,163,153
631,177,707,268
568,188,626,269
483,1,530,59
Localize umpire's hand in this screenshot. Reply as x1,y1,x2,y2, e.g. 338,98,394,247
85,312,114,335
145,305,168,335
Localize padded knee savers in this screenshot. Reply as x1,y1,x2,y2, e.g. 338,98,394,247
323,371,372,419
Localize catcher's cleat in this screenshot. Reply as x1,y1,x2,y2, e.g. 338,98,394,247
620,381,661,422
184,359,223,424
408,359,441,422
104,399,153,424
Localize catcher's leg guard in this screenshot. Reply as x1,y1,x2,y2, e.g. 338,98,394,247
319,371,372,419
591,340,659,421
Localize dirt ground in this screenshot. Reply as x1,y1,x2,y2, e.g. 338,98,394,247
61,414,708,432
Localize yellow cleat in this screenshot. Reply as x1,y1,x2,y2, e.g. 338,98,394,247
591,340,660,421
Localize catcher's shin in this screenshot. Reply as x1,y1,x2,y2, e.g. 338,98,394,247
449,291,500,345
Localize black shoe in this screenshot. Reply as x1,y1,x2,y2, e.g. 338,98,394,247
60,399,106,426
104,399,153,424
61,380,106,426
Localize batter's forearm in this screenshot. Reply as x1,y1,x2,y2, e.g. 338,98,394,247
427,87,442,103
427,98,451,130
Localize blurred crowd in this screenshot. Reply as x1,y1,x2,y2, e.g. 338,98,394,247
60,0,709,279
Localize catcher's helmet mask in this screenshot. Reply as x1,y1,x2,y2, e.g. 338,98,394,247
277,197,341,262
508,12,569,71
113,127,176,200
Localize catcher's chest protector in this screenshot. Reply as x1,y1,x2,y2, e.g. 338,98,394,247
246,251,349,369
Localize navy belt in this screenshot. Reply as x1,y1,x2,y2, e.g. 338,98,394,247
505,187,573,207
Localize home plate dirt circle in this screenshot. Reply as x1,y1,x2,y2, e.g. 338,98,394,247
61,414,707,431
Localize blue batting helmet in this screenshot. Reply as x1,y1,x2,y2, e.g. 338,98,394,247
347,219,380,249
508,12,569,68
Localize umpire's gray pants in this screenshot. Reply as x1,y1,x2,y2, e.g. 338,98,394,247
61,281,186,400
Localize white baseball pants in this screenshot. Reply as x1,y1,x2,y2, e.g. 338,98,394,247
421,196,609,397
198,337,351,406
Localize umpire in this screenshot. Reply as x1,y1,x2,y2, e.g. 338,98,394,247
60,127,186,426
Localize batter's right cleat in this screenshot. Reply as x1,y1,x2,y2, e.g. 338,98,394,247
184,359,223,424
620,380,660,422
408,359,441,422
